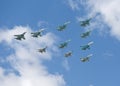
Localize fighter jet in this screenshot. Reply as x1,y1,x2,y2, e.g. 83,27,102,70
57,21,70,31
14,32,26,40
38,46,47,53
81,30,91,38
59,39,71,48
31,29,45,37
80,41,94,50
80,54,93,62
80,18,92,27
64,51,72,57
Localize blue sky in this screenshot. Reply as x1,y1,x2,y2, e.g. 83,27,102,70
0,0,120,86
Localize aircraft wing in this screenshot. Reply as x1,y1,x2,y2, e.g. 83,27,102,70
88,41,94,45
64,21,71,25
15,37,21,40
14,35,20,36
87,54,93,57
31,32,35,34
39,29,45,32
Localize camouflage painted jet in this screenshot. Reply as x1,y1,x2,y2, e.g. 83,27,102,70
14,32,26,40
59,40,71,48
81,30,91,38
64,51,72,57
38,46,47,53
31,29,45,37
80,41,94,50
80,54,93,62
57,21,70,31
80,18,92,27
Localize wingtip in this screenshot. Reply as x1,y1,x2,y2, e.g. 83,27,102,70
39,28,45,32
65,21,71,25
88,54,93,57
88,41,94,45
68,39,71,42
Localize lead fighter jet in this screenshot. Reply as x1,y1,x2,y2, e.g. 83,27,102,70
80,41,94,50
80,18,92,27
59,40,71,49
14,32,26,40
38,46,47,53
81,30,91,38
31,29,45,37
80,54,93,62
64,51,72,57
57,21,70,31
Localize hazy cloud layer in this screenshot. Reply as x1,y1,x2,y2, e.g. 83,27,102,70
0,26,66,86
67,0,120,40
62,60,70,71
87,0,120,40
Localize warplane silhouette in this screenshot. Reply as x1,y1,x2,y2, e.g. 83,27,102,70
14,32,26,40
31,29,45,37
59,40,71,48
80,54,93,62
80,18,92,27
38,46,47,53
80,41,94,50
57,21,70,31
64,51,72,57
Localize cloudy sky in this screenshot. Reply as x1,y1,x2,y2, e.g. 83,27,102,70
0,0,120,86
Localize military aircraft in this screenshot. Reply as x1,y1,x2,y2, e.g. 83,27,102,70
14,32,26,40
81,30,91,38
31,29,45,37
57,21,70,31
38,46,47,53
80,41,94,50
64,51,72,57
80,18,92,27
80,54,93,62
59,39,71,48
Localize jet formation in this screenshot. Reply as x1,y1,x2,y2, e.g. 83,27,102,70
13,18,94,62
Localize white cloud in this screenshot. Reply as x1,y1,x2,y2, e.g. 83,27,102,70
62,59,70,71
0,26,66,86
37,21,49,27
66,0,88,11
89,84,94,86
103,52,113,57
87,0,120,40
67,0,80,10
103,51,114,59
66,0,120,40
